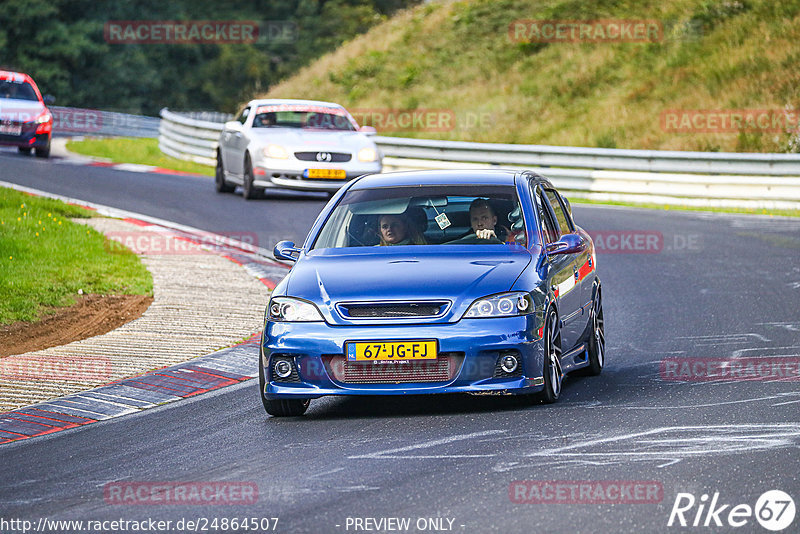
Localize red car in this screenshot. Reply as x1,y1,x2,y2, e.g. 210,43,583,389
0,70,54,158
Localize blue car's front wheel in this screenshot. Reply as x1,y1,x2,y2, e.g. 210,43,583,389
538,307,563,404
259,353,310,417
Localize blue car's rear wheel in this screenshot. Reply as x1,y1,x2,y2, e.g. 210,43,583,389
538,308,563,404
584,287,605,375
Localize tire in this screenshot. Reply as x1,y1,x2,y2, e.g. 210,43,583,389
34,140,50,158
242,155,259,200
215,152,235,193
538,307,563,404
18,146,32,155
258,349,310,417
579,286,605,376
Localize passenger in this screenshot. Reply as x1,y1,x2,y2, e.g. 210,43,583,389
378,213,426,245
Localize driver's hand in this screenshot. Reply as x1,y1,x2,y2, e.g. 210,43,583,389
476,229,497,240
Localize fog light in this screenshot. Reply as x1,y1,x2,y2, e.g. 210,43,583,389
274,359,293,378
500,354,518,374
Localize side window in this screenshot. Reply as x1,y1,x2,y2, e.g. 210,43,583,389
534,189,559,244
545,189,572,236
237,107,250,124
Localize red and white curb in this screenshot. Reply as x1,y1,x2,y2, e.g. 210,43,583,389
0,181,290,445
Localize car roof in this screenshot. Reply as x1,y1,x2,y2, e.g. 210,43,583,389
349,169,549,189
0,70,35,84
246,98,345,110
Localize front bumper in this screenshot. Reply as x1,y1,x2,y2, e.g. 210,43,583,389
261,314,545,399
252,160,382,192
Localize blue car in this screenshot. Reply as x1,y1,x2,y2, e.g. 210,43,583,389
260,170,604,416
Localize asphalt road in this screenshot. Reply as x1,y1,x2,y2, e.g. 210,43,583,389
2,148,800,533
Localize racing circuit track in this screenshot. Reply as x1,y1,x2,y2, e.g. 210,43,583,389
1,148,800,533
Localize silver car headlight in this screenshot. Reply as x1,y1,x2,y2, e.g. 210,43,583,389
263,144,289,159
357,147,377,162
268,297,324,322
464,292,534,318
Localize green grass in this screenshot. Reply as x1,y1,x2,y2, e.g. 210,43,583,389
569,197,800,217
0,187,153,325
66,137,214,177
263,0,800,153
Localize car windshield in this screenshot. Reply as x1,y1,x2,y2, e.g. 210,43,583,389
312,184,528,250
252,106,356,131
0,80,38,101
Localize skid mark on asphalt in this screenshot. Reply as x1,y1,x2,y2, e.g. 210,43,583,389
560,392,800,410
492,424,800,472
348,430,506,459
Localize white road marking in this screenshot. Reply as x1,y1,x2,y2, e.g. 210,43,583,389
348,429,506,459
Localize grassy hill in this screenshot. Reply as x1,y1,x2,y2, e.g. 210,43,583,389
261,0,800,152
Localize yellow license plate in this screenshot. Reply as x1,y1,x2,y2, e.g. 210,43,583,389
347,340,438,361
307,168,346,179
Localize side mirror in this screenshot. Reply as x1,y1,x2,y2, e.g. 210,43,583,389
274,240,301,262
546,233,585,255
43,95,55,105
224,120,243,132
359,125,377,136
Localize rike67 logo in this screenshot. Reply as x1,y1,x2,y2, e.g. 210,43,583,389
668,490,795,531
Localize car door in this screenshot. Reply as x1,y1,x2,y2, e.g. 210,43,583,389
222,106,250,177
540,187,584,351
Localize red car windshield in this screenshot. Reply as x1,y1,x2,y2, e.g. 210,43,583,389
0,80,39,102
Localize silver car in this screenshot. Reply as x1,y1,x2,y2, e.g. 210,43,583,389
215,99,382,198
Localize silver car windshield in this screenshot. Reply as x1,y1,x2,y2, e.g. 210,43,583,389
252,110,356,131
312,185,528,250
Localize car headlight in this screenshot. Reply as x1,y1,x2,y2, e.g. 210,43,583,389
357,147,377,162
264,144,289,159
464,292,534,318
268,297,324,322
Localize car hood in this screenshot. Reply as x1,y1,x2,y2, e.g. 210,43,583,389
0,99,45,122
250,128,372,150
285,247,532,324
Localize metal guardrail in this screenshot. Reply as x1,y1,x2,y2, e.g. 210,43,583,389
157,108,800,209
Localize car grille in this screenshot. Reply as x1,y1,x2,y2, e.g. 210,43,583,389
323,353,463,384
338,301,449,319
294,151,352,162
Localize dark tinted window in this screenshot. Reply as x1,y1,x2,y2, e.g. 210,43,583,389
545,189,572,236
535,190,559,243
0,80,38,101
236,107,250,124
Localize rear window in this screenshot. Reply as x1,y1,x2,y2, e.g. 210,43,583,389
0,80,39,101
312,184,528,250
